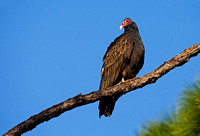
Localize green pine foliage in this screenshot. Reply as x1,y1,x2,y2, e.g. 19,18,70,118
177,79,200,136
138,79,200,136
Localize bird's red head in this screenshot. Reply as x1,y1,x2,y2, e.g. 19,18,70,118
120,18,133,30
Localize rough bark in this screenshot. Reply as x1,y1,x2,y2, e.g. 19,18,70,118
3,43,200,136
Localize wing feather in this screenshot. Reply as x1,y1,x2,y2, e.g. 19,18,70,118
100,33,134,89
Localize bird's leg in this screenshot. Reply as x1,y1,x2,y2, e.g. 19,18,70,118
122,77,125,82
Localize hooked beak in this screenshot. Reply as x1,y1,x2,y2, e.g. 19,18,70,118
120,25,123,30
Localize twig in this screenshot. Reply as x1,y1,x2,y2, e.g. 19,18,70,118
3,43,200,136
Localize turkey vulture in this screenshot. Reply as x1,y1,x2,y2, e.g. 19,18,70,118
99,18,145,117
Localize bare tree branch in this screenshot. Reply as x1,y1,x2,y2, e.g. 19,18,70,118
4,43,200,136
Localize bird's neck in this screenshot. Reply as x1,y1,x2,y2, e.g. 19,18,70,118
124,23,139,33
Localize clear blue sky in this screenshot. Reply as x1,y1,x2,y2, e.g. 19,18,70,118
1,0,200,136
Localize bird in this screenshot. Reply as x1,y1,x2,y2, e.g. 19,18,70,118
98,18,145,118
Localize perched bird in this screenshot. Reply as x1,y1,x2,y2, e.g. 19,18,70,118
99,18,145,117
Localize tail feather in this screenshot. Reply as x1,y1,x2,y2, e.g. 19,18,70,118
98,95,120,118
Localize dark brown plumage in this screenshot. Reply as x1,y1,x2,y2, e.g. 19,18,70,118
99,18,145,117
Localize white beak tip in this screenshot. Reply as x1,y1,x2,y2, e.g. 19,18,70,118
120,25,123,30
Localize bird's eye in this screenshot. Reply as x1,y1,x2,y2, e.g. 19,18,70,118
124,20,129,24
